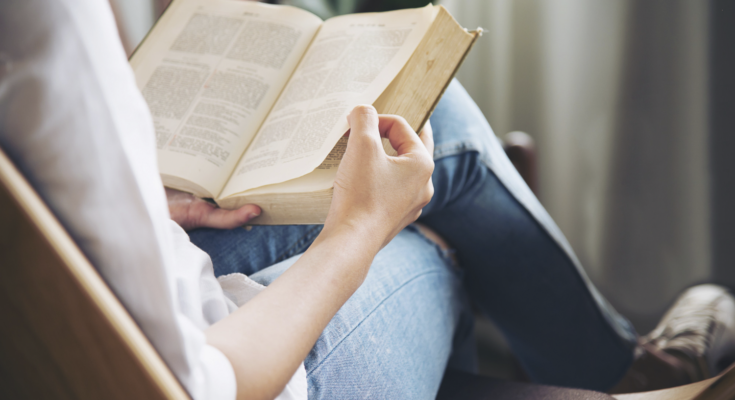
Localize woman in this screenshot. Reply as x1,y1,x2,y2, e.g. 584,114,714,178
168,79,640,399
2,1,729,399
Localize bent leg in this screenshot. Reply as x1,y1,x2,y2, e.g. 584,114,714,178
189,224,322,276
189,80,637,391
249,227,471,399
420,80,637,391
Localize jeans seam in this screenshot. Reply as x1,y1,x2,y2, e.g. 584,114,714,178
433,141,482,160
306,269,454,378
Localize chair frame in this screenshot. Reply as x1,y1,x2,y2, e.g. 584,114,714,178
0,148,188,399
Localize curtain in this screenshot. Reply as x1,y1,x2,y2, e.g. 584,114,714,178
444,0,711,332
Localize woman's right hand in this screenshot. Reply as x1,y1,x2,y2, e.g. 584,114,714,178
207,106,435,400
324,105,435,251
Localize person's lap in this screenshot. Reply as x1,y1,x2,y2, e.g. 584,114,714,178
192,223,323,276
189,79,637,394
247,226,467,399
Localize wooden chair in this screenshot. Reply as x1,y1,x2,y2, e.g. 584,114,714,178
2,144,734,399
502,131,538,195
0,148,187,399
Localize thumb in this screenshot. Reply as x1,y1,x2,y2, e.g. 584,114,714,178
346,105,381,147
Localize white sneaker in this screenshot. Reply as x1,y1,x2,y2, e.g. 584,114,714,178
641,284,735,379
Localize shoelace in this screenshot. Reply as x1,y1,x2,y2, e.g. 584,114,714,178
646,299,721,357
641,287,732,378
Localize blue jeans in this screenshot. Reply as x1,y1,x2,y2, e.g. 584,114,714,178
189,80,638,398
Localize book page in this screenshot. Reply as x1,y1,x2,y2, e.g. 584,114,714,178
234,136,347,198
131,0,322,197
220,5,435,197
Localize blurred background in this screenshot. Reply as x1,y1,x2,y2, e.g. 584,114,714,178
111,0,735,380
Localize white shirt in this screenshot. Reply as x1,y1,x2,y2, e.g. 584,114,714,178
0,0,306,398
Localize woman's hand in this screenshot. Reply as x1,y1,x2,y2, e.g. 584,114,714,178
205,107,434,400
324,105,435,250
165,188,261,231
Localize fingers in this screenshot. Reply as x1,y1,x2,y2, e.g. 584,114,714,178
346,105,381,148
345,105,434,158
195,202,261,230
166,187,261,230
377,115,427,157
419,121,434,156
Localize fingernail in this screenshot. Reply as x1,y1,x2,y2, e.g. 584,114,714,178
247,212,260,219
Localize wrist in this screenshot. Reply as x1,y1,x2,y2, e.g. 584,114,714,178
301,221,377,292
322,212,387,253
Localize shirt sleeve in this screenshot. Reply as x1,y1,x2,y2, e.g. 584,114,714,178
199,344,238,400
0,1,237,398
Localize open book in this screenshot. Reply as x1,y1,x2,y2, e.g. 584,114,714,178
131,0,480,224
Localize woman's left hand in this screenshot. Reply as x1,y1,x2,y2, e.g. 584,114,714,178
165,188,261,231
